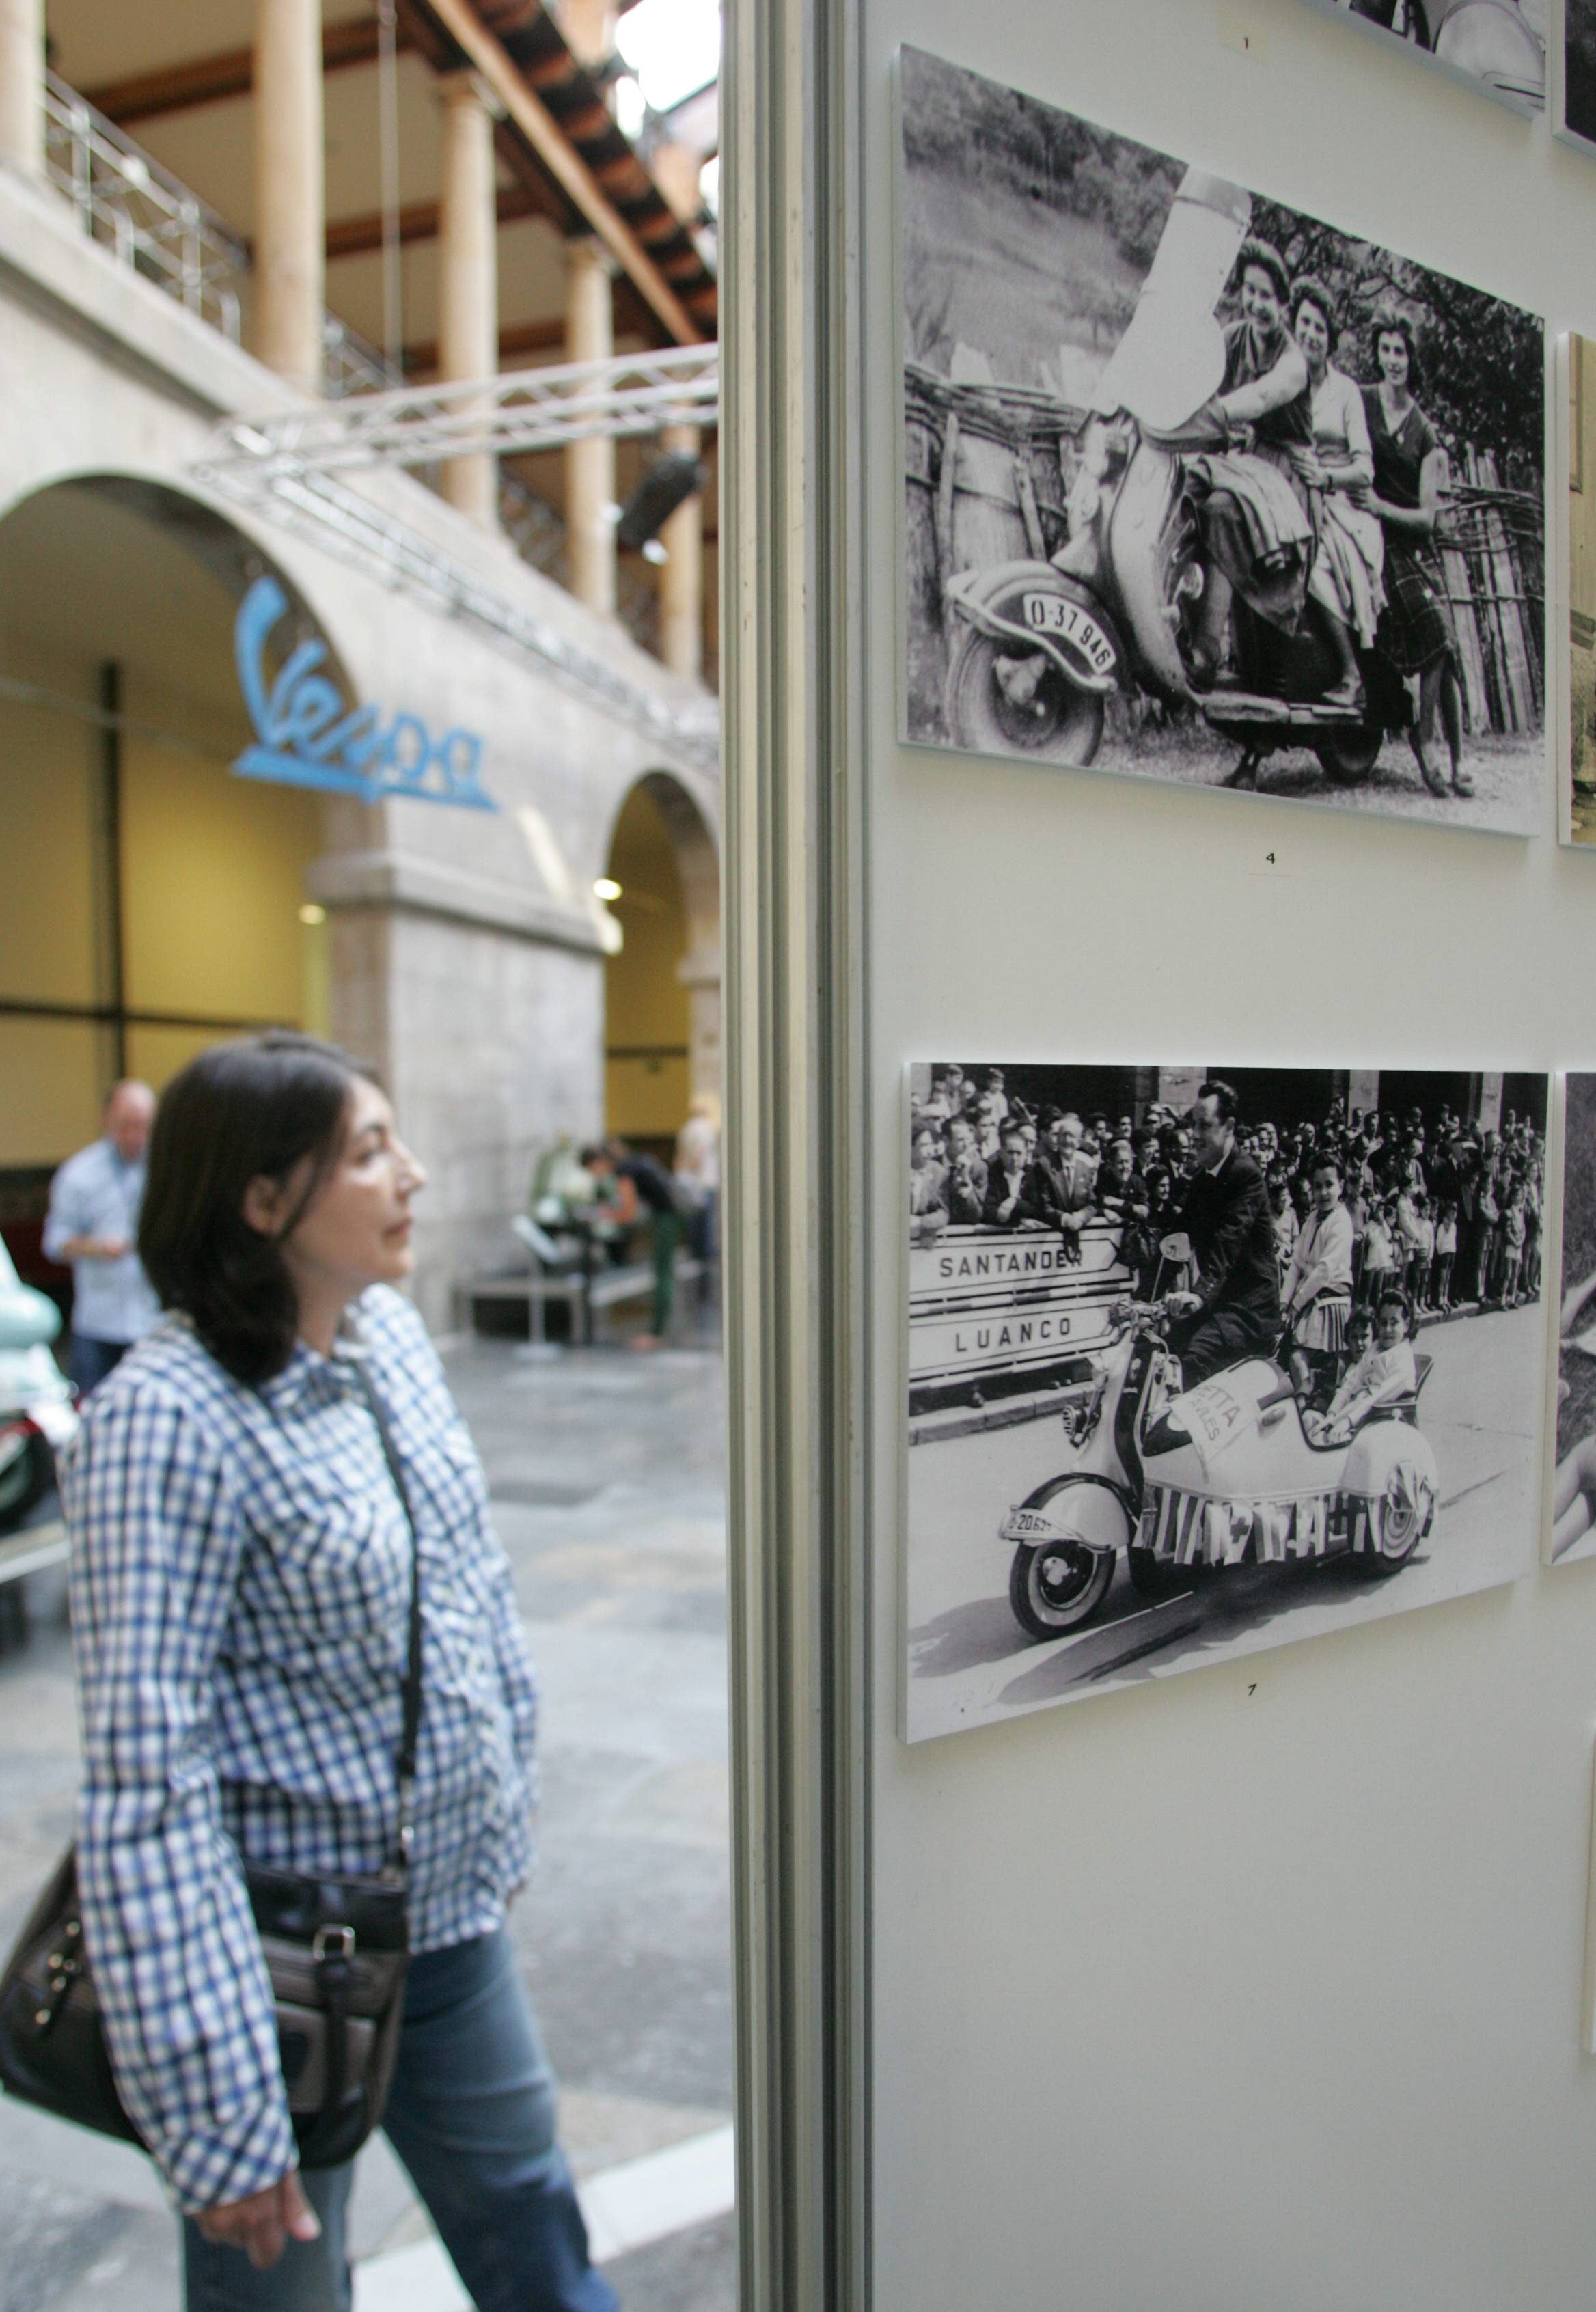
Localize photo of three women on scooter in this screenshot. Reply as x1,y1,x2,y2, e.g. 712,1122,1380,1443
900,46,1544,834
903,1064,1548,1740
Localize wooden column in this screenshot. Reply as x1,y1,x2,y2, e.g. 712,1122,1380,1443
253,0,325,394
659,421,703,681
566,236,616,616
0,0,43,176
437,73,499,526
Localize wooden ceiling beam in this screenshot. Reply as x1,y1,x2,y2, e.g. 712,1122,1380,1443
83,19,413,127
325,180,545,260
402,314,567,372
400,0,703,344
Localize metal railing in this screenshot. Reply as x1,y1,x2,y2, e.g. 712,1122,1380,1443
322,316,406,400
498,470,661,659
42,70,249,343
37,74,682,675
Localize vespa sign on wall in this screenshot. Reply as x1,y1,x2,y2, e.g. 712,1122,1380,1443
232,576,495,811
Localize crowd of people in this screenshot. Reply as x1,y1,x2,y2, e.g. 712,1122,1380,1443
911,1065,1545,1330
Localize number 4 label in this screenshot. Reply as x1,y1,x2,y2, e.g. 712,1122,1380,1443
1248,845,1294,878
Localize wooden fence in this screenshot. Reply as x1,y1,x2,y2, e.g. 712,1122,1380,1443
905,363,1543,741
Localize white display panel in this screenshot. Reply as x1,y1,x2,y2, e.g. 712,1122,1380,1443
853,2,1596,2304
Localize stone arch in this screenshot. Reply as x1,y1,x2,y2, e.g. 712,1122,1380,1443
0,471,366,1157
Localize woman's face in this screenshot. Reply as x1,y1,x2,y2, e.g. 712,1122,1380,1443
1312,1166,1340,1215
272,1077,428,1310
1377,330,1410,390
1240,265,1282,338
1294,301,1329,372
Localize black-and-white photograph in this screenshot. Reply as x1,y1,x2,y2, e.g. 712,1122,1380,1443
1299,1,1546,114
1551,1074,1596,1560
1560,2,1596,154
900,49,1545,834
904,1062,1547,1740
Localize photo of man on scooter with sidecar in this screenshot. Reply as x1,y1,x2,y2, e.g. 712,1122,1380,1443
900,47,1545,834
903,1062,1548,1742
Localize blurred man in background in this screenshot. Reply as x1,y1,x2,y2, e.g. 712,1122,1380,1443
44,1079,159,1395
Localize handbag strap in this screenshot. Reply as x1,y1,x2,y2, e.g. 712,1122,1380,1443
354,1362,425,1877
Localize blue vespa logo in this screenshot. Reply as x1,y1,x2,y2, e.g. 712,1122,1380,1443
232,576,495,812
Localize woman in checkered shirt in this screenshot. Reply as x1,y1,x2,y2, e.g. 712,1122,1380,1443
63,1033,616,2312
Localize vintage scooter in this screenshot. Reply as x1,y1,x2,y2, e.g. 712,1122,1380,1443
0,1235,77,1537
942,165,1421,790
1000,1286,1439,1641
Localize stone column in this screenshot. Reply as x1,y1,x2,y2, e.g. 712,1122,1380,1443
437,74,500,527
566,236,616,618
253,0,325,394
678,946,722,1108
0,0,44,176
658,422,703,682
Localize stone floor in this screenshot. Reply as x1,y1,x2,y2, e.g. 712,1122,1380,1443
0,1317,735,2311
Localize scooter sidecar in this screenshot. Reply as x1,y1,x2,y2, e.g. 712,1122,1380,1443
1136,1356,1438,1582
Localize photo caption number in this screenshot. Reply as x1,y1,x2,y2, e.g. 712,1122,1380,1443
1216,6,1269,59
1247,844,1294,879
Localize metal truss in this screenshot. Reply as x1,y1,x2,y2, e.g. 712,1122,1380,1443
195,451,719,773
206,344,720,480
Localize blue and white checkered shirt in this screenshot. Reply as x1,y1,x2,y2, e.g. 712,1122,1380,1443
61,1287,538,2214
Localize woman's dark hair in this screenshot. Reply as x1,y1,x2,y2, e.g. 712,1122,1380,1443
1233,237,1289,307
1371,306,1423,394
139,1033,362,1385
1289,274,1337,342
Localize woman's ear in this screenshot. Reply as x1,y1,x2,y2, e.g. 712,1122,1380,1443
242,1174,285,1239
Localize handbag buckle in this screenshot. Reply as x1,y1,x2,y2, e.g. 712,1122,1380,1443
311,1924,357,1963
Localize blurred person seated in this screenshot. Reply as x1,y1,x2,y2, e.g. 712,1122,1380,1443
981,1120,1055,1230
581,1138,686,1350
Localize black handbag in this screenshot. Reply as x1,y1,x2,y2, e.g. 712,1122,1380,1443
0,1364,425,2173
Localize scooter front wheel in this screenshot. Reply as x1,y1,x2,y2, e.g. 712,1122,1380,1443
946,628,1106,767
1008,1541,1114,1638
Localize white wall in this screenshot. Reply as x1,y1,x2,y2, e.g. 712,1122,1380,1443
857,3,1596,2304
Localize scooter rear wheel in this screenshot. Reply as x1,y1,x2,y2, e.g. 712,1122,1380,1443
1315,725,1382,784
1008,1541,1114,1638
946,629,1106,767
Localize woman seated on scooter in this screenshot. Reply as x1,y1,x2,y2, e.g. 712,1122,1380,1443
1306,1287,1416,1446
1290,276,1386,713
1282,1153,1354,1401
1187,237,1315,691
1355,309,1473,799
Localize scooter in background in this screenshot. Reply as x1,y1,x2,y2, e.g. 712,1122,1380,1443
0,1235,78,1537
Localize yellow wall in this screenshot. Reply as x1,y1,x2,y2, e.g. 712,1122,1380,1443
119,670,323,1028
603,782,691,1141
0,667,325,1166
0,643,105,1008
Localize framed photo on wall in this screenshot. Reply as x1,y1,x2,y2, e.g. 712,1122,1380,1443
1549,1073,1596,1563
1555,0,1596,148
1297,0,1546,116
899,46,1547,836
903,1062,1549,1740
1563,333,1596,842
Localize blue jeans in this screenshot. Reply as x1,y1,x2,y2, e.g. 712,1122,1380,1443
183,1930,618,2312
